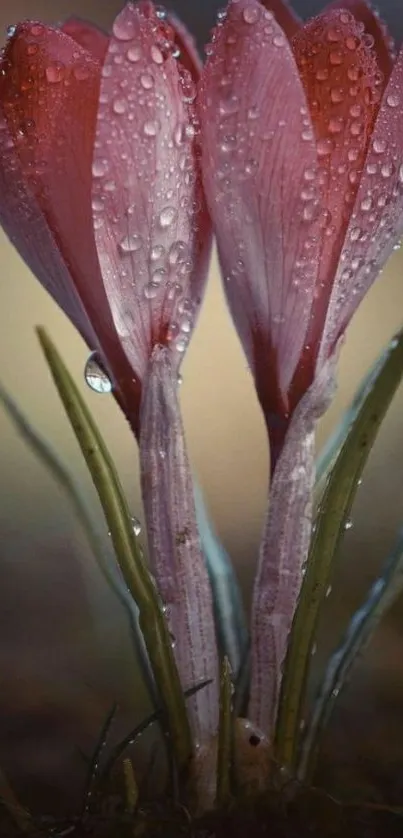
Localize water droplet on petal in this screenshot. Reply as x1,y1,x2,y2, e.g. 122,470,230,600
140,73,154,90
92,158,108,178
84,352,112,394
143,119,160,137
119,234,142,253
46,63,64,84
113,15,136,41
151,44,164,64
113,97,127,115
386,92,400,108
127,44,142,62
159,206,177,228
243,6,260,24
373,138,387,154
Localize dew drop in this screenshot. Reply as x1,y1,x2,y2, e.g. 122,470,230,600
168,240,188,266
119,234,142,253
159,206,177,228
127,44,142,62
46,63,64,84
344,519,353,531
273,33,285,47
92,158,108,178
317,138,333,157
113,16,136,41
386,92,400,108
150,244,165,261
84,352,112,394
373,138,387,154
6,24,16,38
329,50,343,66
140,72,154,90
144,282,159,299
143,119,160,137
113,97,127,115
151,44,164,64
243,6,260,24
131,516,142,536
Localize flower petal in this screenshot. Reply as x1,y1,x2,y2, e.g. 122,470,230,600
140,346,218,741
61,17,109,62
317,44,403,368
0,23,141,424
291,8,380,368
261,0,301,38
325,0,396,79
93,2,211,381
0,106,98,349
199,0,322,421
249,354,337,735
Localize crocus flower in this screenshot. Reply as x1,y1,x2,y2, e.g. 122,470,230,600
0,1,218,740
199,0,403,734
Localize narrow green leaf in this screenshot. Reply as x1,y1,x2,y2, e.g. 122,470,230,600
275,329,403,771
82,703,118,816
298,526,403,781
36,328,192,773
216,657,234,809
0,382,156,704
315,347,390,488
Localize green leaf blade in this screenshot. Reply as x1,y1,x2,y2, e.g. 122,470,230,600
275,329,403,772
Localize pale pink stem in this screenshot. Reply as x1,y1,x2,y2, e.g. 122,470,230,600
139,345,219,742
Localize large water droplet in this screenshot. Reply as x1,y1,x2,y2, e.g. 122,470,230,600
84,352,112,394
344,518,353,531
386,92,400,108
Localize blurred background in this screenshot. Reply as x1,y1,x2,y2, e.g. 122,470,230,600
1,0,403,816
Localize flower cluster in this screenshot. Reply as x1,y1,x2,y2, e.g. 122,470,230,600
1,0,402,769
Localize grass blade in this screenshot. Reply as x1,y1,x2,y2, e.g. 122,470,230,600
315,348,390,487
298,526,403,780
216,657,234,809
275,329,403,772
37,328,192,773
100,679,212,787
0,382,156,704
82,703,118,815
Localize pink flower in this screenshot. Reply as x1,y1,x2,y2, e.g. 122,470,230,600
0,1,211,436
0,2,218,739
199,0,402,466
199,0,403,736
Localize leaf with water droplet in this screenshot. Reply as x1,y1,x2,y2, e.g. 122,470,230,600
84,351,112,394
36,327,192,773
276,328,403,772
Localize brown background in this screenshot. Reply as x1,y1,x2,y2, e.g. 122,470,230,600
1,0,403,810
